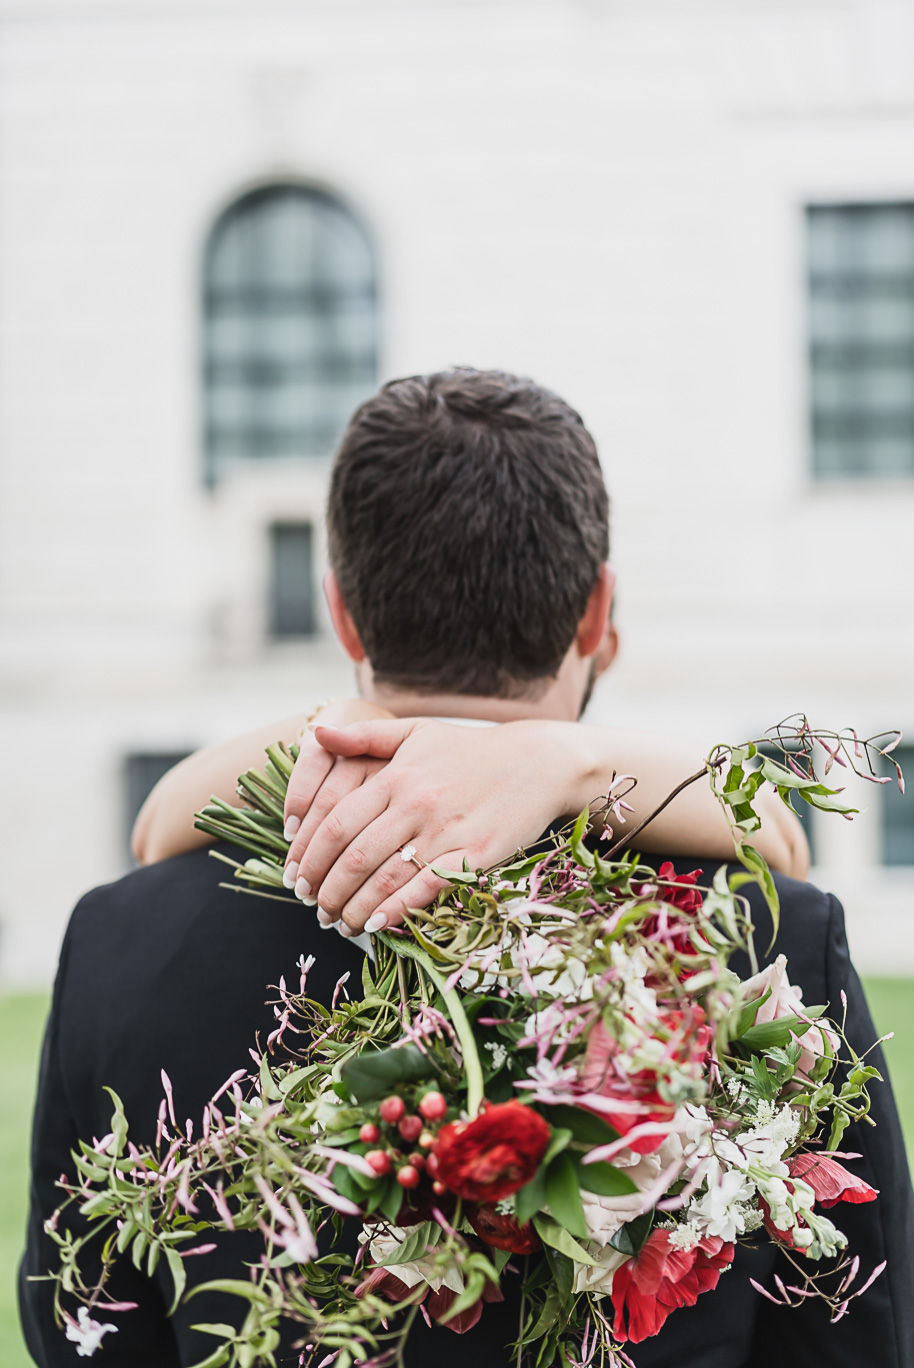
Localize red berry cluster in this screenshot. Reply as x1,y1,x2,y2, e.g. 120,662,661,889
359,1090,449,1189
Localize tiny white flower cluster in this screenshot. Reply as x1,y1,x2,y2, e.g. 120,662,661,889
678,1100,845,1258
484,1040,508,1070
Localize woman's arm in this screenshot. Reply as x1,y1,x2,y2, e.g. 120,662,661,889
130,700,392,865
282,717,809,935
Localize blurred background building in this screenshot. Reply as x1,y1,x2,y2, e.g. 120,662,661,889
1,0,913,987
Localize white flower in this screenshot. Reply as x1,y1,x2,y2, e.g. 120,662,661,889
362,1225,463,1295
64,1307,118,1357
522,1056,578,1093
687,1167,757,1241
571,1244,629,1297
578,1134,684,1246
666,1219,703,1252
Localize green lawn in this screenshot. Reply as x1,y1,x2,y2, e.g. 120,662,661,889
2,981,913,1366
1,994,49,1368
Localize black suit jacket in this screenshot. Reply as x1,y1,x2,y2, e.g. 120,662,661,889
19,848,914,1367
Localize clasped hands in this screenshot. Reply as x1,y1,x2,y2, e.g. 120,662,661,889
279,710,586,938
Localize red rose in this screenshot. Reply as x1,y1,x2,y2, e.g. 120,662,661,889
468,1202,542,1254
432,1101,550,1203
611,1230,734,1344
788,1153,878,1208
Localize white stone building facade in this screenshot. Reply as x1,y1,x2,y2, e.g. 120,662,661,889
2,0,914,985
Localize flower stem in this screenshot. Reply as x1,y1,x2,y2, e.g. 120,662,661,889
407,949,485,1119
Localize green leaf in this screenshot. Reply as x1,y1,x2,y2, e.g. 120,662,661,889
750,1054,777,1100
732,843,780,948
515,1167,548,1227
429,866,480,885
164,1244,187,1316
542,1244,575,1301
608,1211,653,1257
187,1347,232,1368
380,1222,442,1266
340,1043,438,1101
378,1177,404,1225
544,1152,588,1240
828,1109,850,1152
532,1213,597,1265
739,1015,808,1051
103,1087,129,1157
734,988,772,1037
542,1106,619,1147
541,1128,573,1169
569,808,595,869
190,1323,238,1339
525,1285,562,1340
131,1229,148,1271
187,1279,271,1304
573,1158,638,1198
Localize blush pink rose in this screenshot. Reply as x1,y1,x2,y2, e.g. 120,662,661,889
739,955,838,1080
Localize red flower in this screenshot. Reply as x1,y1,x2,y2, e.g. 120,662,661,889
356,1267,503,1335
432,1101,550,1203
611,1230,734,1344
788,1153,878,1207
632,863,704,966
468,1202,542,1254
581,1008,711,1155
651,863,704,915
426,1279,504,1334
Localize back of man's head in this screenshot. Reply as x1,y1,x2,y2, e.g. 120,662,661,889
327,367,610,698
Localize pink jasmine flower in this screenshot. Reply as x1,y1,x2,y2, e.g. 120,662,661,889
64,1306,118,1357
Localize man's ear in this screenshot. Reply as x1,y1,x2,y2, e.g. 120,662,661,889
323,571,366,663
575,564,615,659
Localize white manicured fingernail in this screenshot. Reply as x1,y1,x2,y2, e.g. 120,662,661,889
283,816,301,840
295,877,316,905
282,861,299,889
364,912,388,934
338,922,354,938
315,907,334,926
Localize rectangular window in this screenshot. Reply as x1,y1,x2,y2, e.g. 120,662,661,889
270,522,317,638
883,744,914,866
807,203,914,479
124,751,191,860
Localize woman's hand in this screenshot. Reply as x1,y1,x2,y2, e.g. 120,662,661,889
284,718,585,935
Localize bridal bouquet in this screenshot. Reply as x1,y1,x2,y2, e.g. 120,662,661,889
45,720,901,1367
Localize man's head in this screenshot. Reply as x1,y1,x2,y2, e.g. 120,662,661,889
325,367,615,715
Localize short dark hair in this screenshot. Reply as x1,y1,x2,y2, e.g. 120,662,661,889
326,367,610,697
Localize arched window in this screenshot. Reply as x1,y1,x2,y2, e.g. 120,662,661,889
202,184,378,483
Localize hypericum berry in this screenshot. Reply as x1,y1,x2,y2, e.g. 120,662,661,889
425,1152,440,1177
366,1150,391,1176
432,1179,447,1195
396,1165,420,1188
418,1130,435,1149
379,1096,406,1124
408,1152,425,1171
359,1122,381,1144
419,1091,448,1121
398,1114,423,1143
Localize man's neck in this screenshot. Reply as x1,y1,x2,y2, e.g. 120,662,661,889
361,682,581,724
